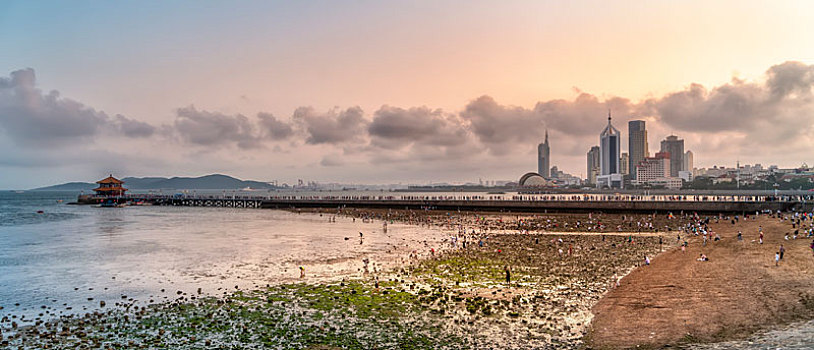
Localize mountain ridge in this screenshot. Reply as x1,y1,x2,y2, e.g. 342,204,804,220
31,174,277,191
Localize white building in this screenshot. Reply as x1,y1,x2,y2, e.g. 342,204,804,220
635,152,670,184
678,170,693,182
649,177,684,190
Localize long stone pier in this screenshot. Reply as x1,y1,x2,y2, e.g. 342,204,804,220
258,198,806,213
77,194,814,213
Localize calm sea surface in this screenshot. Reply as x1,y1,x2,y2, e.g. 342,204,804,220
0,191,450,323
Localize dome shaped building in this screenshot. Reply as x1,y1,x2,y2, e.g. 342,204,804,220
518,172,549,187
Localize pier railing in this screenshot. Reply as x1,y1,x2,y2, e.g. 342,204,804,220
78,193,814,213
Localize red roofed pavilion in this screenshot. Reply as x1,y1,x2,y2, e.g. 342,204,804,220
93,174,128,196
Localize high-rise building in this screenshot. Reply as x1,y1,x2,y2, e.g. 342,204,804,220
587,146,600,185
684,150,694,175
620,153,629,176
537,130,550,178
600,113,621,175
597,112,623,188
628,120,648,179
660,135,684,177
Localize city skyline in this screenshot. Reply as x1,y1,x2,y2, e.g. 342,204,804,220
2,1,814,188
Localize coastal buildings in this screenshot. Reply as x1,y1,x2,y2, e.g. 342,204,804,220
597,112,623,188
537,130,550,178
587,146,600,185
660,135,684,177
627,120,648,179
93,175,127,196
635,152,670,183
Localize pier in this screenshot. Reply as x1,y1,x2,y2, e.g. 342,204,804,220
76,193,814,213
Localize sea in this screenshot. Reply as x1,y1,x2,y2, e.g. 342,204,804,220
0,190,452,325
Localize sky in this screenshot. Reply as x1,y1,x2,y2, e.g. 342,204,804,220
2,0,814,189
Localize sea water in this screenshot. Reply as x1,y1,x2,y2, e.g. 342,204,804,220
0,191,449,324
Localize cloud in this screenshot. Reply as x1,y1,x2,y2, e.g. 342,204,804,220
257,112,294,140
0,68,159,146
653,61,814,146
320,155,344,167
766,61,814,100
293,106,367,144
0,68,108,145
368,105,469,149
112,114,156,138
460,95,541,153
173,106,262,149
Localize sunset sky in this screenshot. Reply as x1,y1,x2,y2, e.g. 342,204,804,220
2,1,814,188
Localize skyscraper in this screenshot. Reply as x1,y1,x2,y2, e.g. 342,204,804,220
684,150,694,174
620,153,629,176
600,113,621,175
587,146,600,184
660,135,684,177
537,130,550,178
597,112,623,188
628,120,648,179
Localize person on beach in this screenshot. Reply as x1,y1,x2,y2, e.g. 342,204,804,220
504,265,511,283
644,256,650,266
697,253,708,262
775,252,780,266
299,266,305,278
779,245,785,260
759,231,764,244
737,231,743,241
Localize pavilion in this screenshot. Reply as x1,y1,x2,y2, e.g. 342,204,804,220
93,175,128,196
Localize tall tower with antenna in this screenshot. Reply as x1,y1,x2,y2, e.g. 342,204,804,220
537,129,550,178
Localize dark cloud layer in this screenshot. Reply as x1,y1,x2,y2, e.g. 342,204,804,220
0,69,107,145
174,106,262,149
257,112,294,140
369,105,469,149
293,106,366,144
653,61,814,144
0,68,157,146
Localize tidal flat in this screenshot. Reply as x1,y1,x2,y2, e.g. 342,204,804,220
2,228,664,349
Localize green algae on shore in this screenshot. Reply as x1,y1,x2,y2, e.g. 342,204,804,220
3,281,468,349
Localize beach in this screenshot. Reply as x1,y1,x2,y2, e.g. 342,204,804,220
2,199,814,348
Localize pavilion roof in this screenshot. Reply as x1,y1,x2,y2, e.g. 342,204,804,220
96,175,125,184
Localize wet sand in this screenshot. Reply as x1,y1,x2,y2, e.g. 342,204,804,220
589,214,814,348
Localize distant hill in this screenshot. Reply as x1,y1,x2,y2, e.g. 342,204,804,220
32,174,277,191
32,182,97,192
